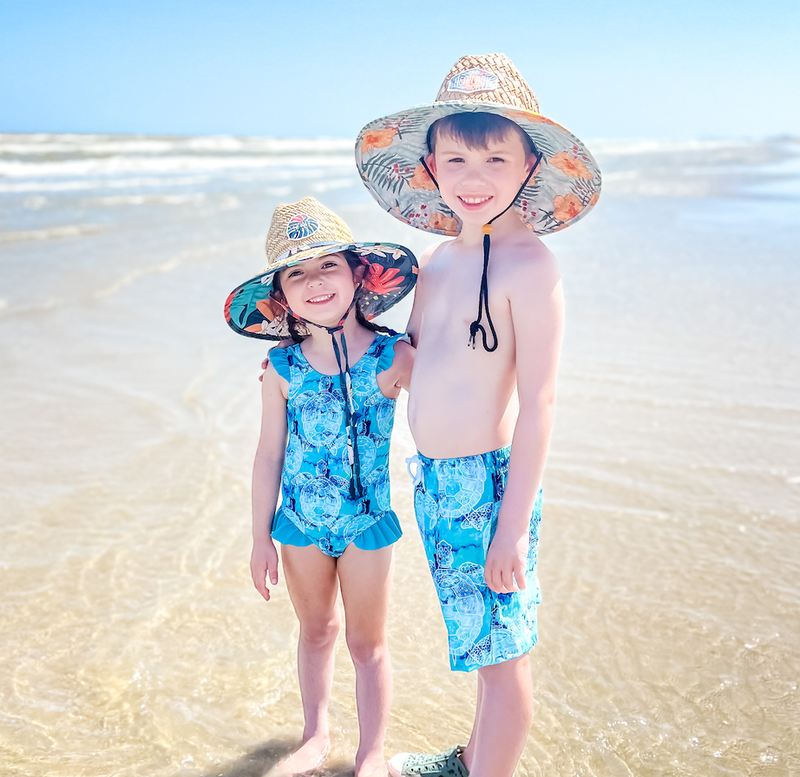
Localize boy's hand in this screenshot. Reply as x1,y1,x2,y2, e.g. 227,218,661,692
485,526,529,593
250,537,280,601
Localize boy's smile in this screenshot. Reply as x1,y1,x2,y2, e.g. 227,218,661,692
428,131,534,229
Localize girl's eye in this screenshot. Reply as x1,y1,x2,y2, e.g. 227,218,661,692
321,261,337,269
286,269,302,278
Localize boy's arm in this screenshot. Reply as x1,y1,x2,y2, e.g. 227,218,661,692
251,362,289,601
405,243,436,348
485,252,564,594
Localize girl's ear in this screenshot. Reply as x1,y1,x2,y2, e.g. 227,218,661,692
353,262,366,283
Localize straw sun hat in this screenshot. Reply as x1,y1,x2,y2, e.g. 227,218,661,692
355,53,601,237
225,197,418,340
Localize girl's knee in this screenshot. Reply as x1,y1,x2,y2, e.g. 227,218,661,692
345,631,389,667
299,613,341,650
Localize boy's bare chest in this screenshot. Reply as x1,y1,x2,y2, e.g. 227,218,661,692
423,254,486,328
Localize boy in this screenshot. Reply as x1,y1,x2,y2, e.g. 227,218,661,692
355,54,601,777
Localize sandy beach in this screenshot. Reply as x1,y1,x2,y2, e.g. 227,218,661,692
1,132,799,776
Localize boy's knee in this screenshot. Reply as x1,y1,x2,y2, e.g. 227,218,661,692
478,653,531,682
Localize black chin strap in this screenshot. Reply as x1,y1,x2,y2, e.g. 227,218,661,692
276,289,365,500
419,150,541,352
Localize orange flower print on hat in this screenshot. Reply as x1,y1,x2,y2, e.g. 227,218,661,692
361,128,397,153
427,212,459,233
409,164,437,191
256,297,284,321
552,193,584,222
550,152,593,180
363,264,404,294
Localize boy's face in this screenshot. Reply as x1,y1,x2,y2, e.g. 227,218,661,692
428,129,533,228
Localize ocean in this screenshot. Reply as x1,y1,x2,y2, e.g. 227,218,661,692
1,132,799,776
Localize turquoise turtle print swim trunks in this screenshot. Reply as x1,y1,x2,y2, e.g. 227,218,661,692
408,445,542,672
268,334,404,557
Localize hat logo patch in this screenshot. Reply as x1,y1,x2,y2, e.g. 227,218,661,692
447,68,498,94
286,213,320,241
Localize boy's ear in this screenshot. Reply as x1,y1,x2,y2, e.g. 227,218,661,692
426,153,438,177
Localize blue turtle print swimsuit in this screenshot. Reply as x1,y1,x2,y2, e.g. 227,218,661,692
268,334,404,557
408,446,542,672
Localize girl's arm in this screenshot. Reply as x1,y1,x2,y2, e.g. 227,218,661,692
376,339,416,398
251,362,289,601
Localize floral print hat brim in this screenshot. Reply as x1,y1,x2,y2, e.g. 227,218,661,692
224,197,418,341
355,53,601,237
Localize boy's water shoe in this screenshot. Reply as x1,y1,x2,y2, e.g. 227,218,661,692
387,745,469,777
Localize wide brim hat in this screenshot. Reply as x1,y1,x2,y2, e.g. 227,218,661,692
225,197,418,340
355,53,601,237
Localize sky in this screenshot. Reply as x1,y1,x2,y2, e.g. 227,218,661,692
1,0,798,141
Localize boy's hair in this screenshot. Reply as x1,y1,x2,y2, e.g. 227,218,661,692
272,251,396,343
427,112,536,158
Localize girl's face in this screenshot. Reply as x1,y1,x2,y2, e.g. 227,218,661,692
428,130,533,229
278,252,359,326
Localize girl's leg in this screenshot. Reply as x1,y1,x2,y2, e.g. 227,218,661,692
278,543,341,774
337,544,394,777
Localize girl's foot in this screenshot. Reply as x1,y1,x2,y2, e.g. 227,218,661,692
356,752,389,777
274,735,330,775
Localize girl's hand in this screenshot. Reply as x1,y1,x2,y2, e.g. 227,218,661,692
484,525,529,594
251,537,280,601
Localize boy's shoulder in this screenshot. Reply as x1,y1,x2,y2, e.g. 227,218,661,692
493,230,560,289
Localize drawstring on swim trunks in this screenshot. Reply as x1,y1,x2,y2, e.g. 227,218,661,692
419,149,542,352
405,454,423,487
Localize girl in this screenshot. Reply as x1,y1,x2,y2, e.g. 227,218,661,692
224,198,417,777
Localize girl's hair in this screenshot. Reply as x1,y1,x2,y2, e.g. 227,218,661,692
426,112,536,159
271,250,397,343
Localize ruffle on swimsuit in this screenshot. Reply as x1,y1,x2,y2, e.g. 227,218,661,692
268,334,405,557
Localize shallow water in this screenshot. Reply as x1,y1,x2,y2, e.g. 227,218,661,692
1,133,799,776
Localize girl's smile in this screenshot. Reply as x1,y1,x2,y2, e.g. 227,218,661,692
278,253,359,325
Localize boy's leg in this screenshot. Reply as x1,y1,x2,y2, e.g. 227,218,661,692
280,543,342,774
460,672,484,768
462,654,533,777
338,543,394,777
